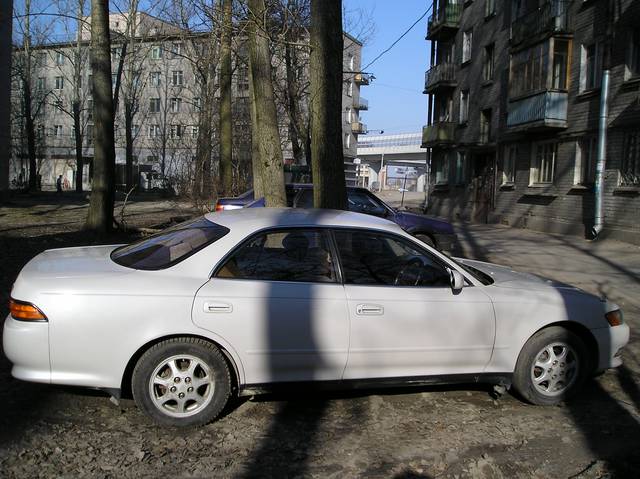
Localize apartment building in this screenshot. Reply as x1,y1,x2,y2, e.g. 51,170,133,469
11,13,369,191
422,0,640,245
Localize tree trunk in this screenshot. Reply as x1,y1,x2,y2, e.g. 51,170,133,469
248,0,286,207
219,0,233,195
23,82,38,191
73,100,84,192
284,43,304,164
73,0,85,193
124,100,134,190
0,0,11,200
248,58,263,198
310,0,347,209
85,0,116,233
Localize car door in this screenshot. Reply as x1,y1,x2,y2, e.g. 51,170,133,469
192,228,349,385
333,229,495,380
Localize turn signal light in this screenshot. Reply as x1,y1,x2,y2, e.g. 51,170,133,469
605,310,623,327
9,298,48,322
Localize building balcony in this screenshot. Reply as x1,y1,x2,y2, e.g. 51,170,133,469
510,0,570,47
426,1,462,40
354,97,368,110
507,91,568,129
421,122,456,147
354,73,371,86
351,121,367,134
423,63,457,93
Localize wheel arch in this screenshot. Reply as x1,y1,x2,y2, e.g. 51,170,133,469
120,334,242,399
528,321,599,373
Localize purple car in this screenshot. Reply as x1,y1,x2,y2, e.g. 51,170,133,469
215,184,457,253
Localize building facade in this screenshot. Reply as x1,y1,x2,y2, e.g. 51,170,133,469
10,13,369,192
422,0,640,245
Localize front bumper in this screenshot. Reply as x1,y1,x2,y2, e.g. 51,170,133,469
591,323,631,371
2,315,51,383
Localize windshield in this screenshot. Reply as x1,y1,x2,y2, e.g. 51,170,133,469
111,217,229,270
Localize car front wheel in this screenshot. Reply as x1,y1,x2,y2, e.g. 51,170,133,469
513,326,589,406
132,337,231,427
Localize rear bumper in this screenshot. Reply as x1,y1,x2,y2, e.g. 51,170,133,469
2,316,51,384
591,323,630,371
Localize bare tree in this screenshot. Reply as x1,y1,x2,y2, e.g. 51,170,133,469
0,1,12,199
310,0,346,209
85,0,116,233
247,0,285,207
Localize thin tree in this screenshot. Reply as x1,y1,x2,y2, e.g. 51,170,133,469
247,0,286,207
0,0,10,200
218,0,233,195
310,0,346,209
86,0,116,233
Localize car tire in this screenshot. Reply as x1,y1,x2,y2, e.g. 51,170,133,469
513,326,589,406
415,233,437,249
132,337,231,427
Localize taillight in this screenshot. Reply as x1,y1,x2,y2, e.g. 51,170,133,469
9,298,48,322
215,203,225,212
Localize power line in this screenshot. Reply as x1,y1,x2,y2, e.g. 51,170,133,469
362,5,433,72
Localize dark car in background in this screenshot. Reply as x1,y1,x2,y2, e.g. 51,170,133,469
215,184,457,253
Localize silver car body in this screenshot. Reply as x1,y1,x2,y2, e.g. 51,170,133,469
3,208,629,393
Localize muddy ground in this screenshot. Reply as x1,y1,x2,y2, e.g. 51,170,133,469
0,193,639,478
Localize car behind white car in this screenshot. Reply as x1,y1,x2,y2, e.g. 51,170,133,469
4,208,630,427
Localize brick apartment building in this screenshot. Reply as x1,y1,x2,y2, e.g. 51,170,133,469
422,0,640,245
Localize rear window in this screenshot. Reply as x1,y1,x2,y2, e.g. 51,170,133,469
111,217,229,270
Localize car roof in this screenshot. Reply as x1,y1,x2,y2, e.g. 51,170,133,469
205,207,402,234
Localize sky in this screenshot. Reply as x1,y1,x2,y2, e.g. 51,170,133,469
344,0,431,136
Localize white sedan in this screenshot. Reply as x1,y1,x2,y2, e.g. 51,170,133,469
4,209,630,427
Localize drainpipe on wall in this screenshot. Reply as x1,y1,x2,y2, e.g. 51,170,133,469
592,70,610,239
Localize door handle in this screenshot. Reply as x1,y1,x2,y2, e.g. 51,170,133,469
356,304,384,315
204,302,233,313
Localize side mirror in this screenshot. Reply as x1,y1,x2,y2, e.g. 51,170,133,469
449,269,464,292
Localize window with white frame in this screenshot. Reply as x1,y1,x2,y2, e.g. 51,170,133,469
170,125,182,138
621,130,640,186
172,70,184,86
151,45,162,60
503,146,517,185
55,51,65,65
454,152,467,185
148,124,160,138
170,97,182,113
54,125,63,137
172,42,183,58
55,76,64,90
36,77,45,90
530,141,557,185
150,71,161,86
434,154,450,185
627,29,640,79
574,137,597,186
191,126,199,138
462,30,473,64
459,90,469,124
149,97,161,113
580,42,603,92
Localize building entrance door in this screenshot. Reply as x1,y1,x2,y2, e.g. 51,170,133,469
470,154,495,223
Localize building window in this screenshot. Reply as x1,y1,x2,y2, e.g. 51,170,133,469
54,99,63,111
621,130,640,186
36,77,46,91
147,155,158,164
191,126,199,138
581,42,603,92
55,51,65,65
170,125,182,138
347,81,353,97
148,124,160,138
149,98,161,113
54,125,63,137
111,46,122,59
150,71,161,87
485,0,496,17
151,45,162,60
454,152,467,185
434,155,450,185
111,73,117,87
344,133,351,149
503,146,517,185
345,107,352,124
552,39,569,90
483,43,495,81
462,30,473,64
193,97,201,111
480,109,492,143
86,124,94,144
170,97,182,113
132,124,140,136
458,90,469,124
37,52,46,67
530,141,557,185
347,53,354,71
55,76,64,90
510,42,549,97
627,30,640,79
172,42,183,58
171,70,184,86
574,137,597,186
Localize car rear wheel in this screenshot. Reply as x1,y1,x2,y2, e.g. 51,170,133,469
132,337,231,427
415,233,437,249
513,327,589,406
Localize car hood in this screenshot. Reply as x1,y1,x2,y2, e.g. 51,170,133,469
457,258,585,292
394,211,455,234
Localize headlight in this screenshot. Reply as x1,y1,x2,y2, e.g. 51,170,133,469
605,309,623,327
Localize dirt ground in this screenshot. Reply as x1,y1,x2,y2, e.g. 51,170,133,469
1,193,639,479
